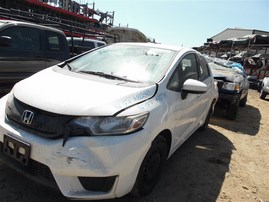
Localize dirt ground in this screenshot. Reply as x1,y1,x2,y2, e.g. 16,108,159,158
0,89,268,202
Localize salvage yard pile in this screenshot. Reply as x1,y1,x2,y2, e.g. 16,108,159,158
0,89,268,202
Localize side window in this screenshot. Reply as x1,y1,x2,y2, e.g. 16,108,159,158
198,55,210,81
97,42,105,47
46,31,64,51
84,41,95,49
167,64,182,92
0,26,40,50
181,54,198,80
167,53,198,92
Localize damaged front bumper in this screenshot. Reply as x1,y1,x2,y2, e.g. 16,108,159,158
217,90,241,107
0,95,151,200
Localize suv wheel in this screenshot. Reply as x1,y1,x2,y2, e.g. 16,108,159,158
259,89,267,99
131,135,167,197
226,98,239,120
257,81,263,92
239,93,248,107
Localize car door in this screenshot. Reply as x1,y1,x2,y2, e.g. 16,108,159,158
166,53,204,152
196,54,215,120
0,26,45,88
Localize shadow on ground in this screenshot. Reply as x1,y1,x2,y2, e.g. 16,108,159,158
0,128,234,202
210,104,261,136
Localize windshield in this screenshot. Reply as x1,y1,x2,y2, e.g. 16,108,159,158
68,44,176,83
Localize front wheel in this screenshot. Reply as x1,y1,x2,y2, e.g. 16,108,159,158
239,93,248,107
131,136,167,197
259,89,267,99
257,81,262,92
226,98,239,120
199,101,214,131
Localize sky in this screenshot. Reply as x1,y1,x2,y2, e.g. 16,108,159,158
85,0,268,47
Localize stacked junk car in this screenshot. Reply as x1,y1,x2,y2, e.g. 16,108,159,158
196,31,269,104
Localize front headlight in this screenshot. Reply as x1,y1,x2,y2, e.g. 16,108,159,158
222,82,240,91
71,112,149,136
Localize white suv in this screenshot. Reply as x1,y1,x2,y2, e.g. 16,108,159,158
0,43,218,200
67,37,106,55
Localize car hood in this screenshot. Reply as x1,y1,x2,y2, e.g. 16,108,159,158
211,68,244,83
11,67,157,116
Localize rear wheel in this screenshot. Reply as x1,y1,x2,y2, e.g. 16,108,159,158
131,136,167,197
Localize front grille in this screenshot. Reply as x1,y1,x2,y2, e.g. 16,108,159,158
5,97,74,138
30,160,55,182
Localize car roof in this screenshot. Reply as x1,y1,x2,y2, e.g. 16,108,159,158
0,19,65,34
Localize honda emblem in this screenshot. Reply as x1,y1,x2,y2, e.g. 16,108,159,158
21,110,34,125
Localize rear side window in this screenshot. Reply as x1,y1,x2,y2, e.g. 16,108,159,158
45,31,64,51
48,36,60,50
0,26,40,50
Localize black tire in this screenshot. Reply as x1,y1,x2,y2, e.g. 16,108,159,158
199,102,213,131
226,98,239,120
239,93,248,107
131,136,167,197
259,89,267,100
257,82,262,93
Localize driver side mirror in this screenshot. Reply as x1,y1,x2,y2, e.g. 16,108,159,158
0,36,12,47
181,79,207,99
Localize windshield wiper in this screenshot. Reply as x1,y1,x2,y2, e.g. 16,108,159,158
66,63,73,71
79,71,141,83
58,61,73,71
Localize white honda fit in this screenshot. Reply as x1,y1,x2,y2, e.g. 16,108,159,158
0,43,218,200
